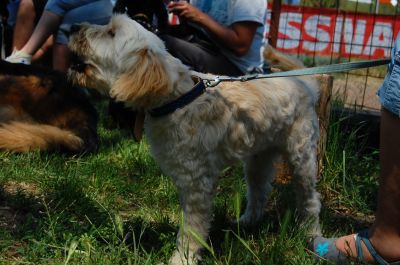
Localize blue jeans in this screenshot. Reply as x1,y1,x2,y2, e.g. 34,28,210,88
377,35,400,117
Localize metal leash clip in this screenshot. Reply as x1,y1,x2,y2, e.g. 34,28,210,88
204,76,222,87
204,73,261,87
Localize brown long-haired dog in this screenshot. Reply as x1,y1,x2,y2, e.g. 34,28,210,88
0,60,98,153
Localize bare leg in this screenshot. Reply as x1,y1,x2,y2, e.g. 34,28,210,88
12,0,37,50
33,36,53,61
334,108,400,263
52,43,71,72
20,10,61,56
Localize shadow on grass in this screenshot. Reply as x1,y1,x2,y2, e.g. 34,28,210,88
321,207,374,235
1,177,175,255
122,217,177,252
0,179,109,241
0,185,43,237
97,129,134,152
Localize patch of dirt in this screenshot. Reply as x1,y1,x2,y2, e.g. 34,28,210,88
332,75,383,111
2,181,41,195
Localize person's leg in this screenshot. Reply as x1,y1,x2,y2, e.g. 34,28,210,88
21,10,61,55
6,9,60,64
31,35,52,61
313,108,400,264
32,0,47,22
332,108,400,263
21,0,103,55
12,0,36,50
160,34,243,76
51,0,112,72
10,0,51,61
31,0,51,61
52,43,70,72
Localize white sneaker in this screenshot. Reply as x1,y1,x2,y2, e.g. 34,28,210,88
5,49,32,65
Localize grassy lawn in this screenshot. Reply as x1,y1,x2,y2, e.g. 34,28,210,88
0,99,379,265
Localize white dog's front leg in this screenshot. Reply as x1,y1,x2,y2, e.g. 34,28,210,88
169,176,216,265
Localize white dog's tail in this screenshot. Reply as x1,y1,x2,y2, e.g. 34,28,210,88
0,122,83,153
263,44,305,71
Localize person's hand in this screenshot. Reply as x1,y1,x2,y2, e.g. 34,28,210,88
167,1,205,24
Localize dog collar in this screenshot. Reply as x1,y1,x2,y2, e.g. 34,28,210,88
149,76,206,118
133,15,158,33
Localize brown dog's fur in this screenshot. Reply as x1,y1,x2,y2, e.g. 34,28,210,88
0,60,98,153
263,44,305,71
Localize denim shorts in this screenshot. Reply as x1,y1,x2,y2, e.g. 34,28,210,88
377,50,400,117
45,0,112,44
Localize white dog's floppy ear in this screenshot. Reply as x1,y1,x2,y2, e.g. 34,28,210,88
111,48,171,107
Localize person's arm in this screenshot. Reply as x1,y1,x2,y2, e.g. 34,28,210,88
168,1,259,56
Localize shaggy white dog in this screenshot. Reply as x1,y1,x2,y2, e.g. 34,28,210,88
69,14,321,265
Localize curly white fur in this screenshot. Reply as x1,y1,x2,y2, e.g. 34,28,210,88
69,14,321,265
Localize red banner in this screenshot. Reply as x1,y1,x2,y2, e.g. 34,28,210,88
266,5,400,59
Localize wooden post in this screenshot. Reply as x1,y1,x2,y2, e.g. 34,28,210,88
315,74,333,176
276,74,333,182
268,0,282,48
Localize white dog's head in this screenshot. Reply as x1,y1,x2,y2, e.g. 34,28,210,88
69,14,186,109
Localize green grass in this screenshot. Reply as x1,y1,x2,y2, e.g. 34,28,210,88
0,100,379,264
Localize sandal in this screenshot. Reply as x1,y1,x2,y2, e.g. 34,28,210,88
311,229,400,264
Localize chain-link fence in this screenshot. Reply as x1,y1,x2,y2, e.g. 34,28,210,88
267,0,399,111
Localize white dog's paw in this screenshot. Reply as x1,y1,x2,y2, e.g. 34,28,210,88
238,214,253,227
307,220,322,237
298,213,321,237
238,211,263,227
169,250,198,265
